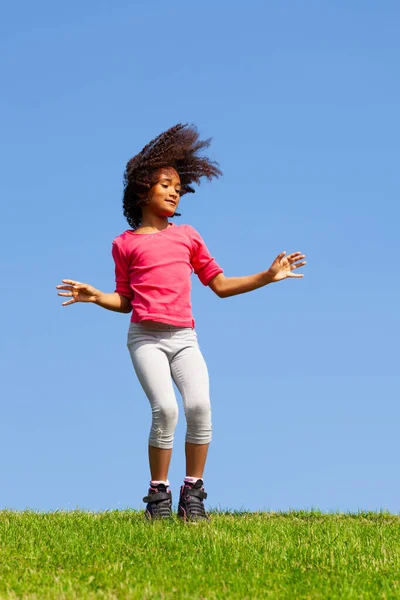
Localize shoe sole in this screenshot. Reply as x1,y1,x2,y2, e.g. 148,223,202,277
145,510,173,520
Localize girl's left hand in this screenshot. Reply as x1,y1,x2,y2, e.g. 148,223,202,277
267,251,307,282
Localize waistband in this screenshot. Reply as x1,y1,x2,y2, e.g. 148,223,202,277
129,320,194,331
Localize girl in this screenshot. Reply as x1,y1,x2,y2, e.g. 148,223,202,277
56,124,306,522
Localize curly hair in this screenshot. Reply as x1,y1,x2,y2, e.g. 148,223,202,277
122,123,222,229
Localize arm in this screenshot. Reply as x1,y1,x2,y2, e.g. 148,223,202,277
209,271,272,298
56,279,132,313
208,251,307,298
57,239,134,313
95,291,132,313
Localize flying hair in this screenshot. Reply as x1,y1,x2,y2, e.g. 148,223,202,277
122,123,222,229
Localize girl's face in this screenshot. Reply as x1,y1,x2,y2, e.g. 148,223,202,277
145,167,181,216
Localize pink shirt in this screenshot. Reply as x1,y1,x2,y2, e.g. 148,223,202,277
112,223,223,327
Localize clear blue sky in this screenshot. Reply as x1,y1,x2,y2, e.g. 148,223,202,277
1,0,399,513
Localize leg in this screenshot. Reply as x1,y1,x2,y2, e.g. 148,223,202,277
170,334,212,478
185,441,209,479
148,445,172,482
128,335,179,481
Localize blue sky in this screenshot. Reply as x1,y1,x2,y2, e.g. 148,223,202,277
1,0,399,513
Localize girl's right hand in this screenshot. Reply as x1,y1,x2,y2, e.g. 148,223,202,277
56,279,101,306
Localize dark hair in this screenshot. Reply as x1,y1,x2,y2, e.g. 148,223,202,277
122,123,222,229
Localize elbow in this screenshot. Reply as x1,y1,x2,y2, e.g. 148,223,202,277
214,287,230,299
118,293,133,313
208,273,229,298
123,301,133,313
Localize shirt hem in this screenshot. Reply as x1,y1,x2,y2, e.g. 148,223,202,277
130,313,195,328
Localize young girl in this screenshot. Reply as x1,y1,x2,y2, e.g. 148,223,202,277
56,124,306,522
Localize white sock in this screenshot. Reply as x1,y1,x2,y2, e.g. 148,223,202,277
184,476,202,484
150,479,170,487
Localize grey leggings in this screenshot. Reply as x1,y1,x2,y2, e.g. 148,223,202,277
127,321,212,449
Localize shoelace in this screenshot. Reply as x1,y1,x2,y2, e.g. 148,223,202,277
182,484,208,518
143,486,172,518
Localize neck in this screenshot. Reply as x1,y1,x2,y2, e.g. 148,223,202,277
140,211,170,231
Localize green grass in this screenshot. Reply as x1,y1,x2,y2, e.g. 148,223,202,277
0,510,399,599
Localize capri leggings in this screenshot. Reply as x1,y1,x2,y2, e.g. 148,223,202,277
127,321,212,449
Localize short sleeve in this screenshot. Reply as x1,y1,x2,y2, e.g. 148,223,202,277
112,241,134,300
189,227,223,286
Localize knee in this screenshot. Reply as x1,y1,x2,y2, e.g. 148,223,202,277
149,404,179,449
153,403,179,428
185,399,211,424
185,399,212,444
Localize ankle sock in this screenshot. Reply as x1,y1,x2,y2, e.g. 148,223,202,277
184,476,202,485
150,479,170,487
149,477,202,487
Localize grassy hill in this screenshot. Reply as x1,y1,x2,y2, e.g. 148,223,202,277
0,510,399,599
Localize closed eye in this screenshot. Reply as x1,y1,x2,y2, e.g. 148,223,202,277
160,183,181,195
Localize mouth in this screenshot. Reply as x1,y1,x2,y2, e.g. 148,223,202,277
165,200,176,207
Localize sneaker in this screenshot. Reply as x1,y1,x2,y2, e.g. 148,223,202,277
143,483,172,520
177,479,209,522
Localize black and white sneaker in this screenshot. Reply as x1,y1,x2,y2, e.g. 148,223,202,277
143,483,172,520
177,479,209,522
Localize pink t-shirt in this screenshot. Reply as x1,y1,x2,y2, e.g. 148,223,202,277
112,223,223,327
